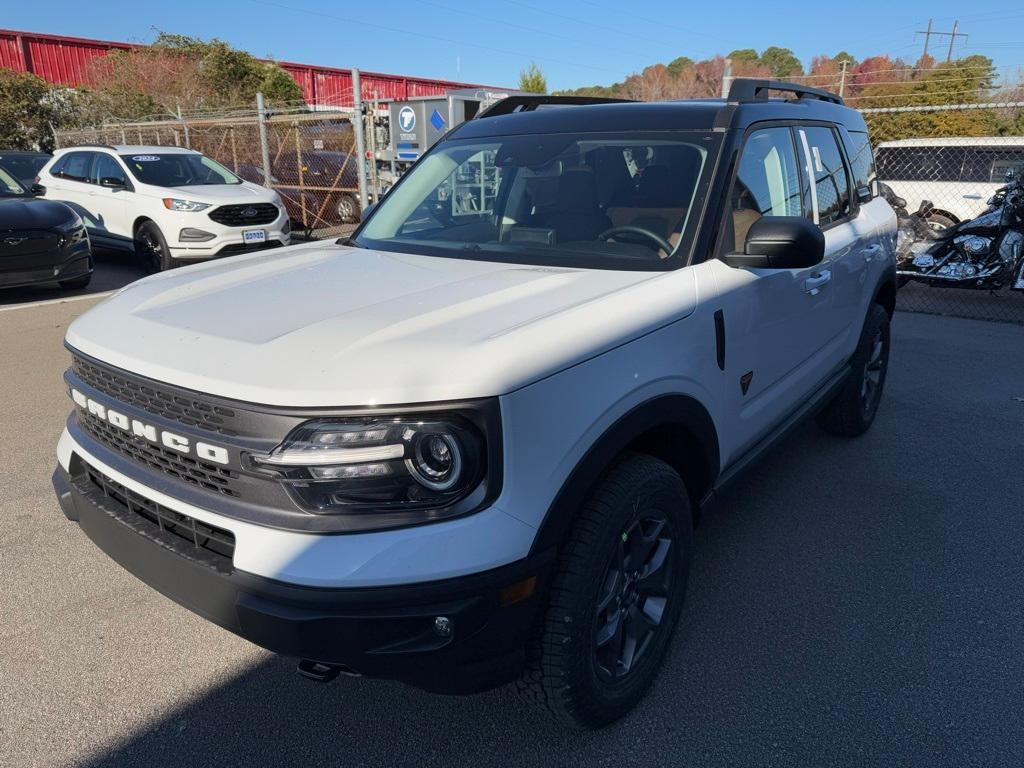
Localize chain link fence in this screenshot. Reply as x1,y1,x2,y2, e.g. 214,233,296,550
54,97,374,238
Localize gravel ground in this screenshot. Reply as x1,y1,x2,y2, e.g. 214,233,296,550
1,302,1022,768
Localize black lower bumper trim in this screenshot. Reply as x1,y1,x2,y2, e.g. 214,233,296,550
53,462,552,693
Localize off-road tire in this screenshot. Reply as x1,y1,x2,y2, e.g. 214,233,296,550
518,453,692,728
816,303,890,437
134,221,175,273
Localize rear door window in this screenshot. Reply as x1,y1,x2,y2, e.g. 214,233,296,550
800,126,852,226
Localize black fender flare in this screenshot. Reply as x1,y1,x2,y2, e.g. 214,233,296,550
529,394,720,555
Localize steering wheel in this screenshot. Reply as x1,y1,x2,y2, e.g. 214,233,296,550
598,225,673,255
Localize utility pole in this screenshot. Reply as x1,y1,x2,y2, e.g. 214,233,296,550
721,58,733,99
946,20,961,63
838,59,851,98
919,18,933,59
916,19,967,62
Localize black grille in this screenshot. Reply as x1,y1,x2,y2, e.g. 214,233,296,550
208,203,279,226
72,355,239,437
79,411,241,498
83,463,235,572
216,240,283,256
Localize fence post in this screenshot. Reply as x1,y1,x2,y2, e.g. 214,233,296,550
295,124,307,229
256,92,273,188
352,69,369,211
177,106,191,149
368,91,380,204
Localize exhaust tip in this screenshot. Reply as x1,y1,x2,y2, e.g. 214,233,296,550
296,659,361,683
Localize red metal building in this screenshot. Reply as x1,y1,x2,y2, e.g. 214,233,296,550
0,28,487,106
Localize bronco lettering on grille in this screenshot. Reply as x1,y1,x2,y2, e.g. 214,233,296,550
70,388,230,465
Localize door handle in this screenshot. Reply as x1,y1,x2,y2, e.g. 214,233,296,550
863,244,881,262
803,270,832,294
963,194,983,200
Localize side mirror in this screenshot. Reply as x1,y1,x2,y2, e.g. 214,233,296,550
360,202,376,222
100,177,125,189
856,185,872,204
722,216,824,269
30,183,46,197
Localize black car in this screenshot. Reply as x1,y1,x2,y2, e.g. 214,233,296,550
0,150,52,188
0,165,92,291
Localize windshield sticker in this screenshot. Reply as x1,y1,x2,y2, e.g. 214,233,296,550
131,155,160,162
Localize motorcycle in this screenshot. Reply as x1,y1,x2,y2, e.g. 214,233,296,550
878,183,941,282
894,172,1024,292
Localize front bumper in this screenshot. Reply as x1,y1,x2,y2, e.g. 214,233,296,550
167,210,291,260
0,240,91,289
53,462,553,693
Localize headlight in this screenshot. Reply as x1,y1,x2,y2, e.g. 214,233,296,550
249,408,498,521
56,215,84,233
163,198,211,212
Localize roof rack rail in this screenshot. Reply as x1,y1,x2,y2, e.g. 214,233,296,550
726,78,844,106
476,95,635,119
61,143,117,150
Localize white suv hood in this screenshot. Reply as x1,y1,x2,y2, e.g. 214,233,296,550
159,182,277,202
67,243,696,406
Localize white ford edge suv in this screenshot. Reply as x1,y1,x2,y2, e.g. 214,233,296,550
53,81,897,728
38,145,290,271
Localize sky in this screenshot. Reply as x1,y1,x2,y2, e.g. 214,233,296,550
4,0,1022,91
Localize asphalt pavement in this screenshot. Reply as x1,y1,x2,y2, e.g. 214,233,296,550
1,301,1023,767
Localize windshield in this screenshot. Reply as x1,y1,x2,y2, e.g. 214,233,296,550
0,165,28,197
120,153,241,187
356,131,719,270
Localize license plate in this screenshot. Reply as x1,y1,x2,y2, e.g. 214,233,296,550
243,229,267,244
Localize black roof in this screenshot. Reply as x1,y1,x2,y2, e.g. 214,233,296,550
452,79,867,139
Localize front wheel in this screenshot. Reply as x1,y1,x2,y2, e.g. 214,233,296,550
817,303,891,437
519,453,692,728
134,221,175,273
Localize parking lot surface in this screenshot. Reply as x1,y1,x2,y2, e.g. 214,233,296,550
1,303,1023,767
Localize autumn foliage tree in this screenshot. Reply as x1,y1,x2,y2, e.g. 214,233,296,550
76,32,302,123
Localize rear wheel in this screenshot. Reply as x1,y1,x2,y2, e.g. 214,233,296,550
134,221,175,273
817,303,890,437
926,212,956,232
519,453,692,728
335,194,360,224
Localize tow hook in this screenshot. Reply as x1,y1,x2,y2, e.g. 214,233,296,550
296,659,360,682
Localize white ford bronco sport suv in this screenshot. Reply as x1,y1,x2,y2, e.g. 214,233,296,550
38,145,290,272
53,81,896,728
